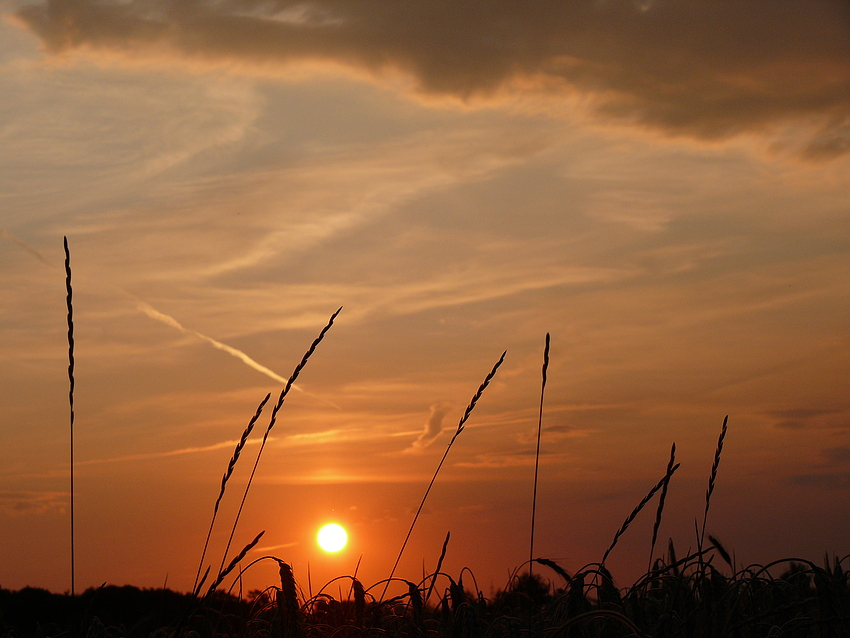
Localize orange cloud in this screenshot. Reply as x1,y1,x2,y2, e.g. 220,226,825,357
407,402,451,451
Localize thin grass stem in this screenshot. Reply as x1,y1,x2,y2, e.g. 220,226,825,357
529,333,550,576
648,442,676,571
382,351,506,600
206,530,265,597
601,462,681,567
699,415,729,554
63,236,75,597
425,531,450,605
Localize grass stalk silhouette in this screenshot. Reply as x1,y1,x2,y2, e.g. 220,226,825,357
63,236,75,597
205,530,265,597
193,392,271,594
699,415,728,559
648,442,676,571
529,333,550,577
425,531,450,606
382,350,506,601
214,307,342,584
601,458,681,567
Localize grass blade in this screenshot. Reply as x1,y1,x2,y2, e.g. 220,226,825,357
425,531,451,605
648,442,676,571
206,530,265,597
699,415,729,554
529,333,550,576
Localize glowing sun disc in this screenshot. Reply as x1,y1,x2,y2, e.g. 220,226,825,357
317,523,348,552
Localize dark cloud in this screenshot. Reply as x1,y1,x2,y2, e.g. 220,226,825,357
770,408,845,430
786,445,850,487
0,490,66,516
790,472,850,489
822,446,850,464
15,1,850,156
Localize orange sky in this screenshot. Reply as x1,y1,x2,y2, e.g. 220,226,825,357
1,0,849,597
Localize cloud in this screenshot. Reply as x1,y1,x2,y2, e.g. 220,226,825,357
254,541,298,553
0,223,301,390
0,490,67,516
14,1,850,157
784,444,850,488
514,423,594,446
76,436,268,466
822,446,850,465
407,402,451,451
790,472,850,490
769,408,844,430
455,451,572,469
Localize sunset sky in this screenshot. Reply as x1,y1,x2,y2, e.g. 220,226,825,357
1,0,849,597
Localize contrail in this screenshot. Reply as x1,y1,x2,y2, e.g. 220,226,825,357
134,297,341,409
0,227,51,265
136,300,289,385
3,230,340,408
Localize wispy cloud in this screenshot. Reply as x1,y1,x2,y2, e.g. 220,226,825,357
253,541,298,553
286,429,348,444
514,424,594,446
455,451,574,469
76,436,268,466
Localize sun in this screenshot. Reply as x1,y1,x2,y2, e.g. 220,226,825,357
317,523,348,552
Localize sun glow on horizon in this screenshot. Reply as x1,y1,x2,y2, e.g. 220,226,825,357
317,523,348,552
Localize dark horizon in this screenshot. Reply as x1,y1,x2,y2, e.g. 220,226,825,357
1,0,849,597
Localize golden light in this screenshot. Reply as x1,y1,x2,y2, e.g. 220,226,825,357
317,523,348,552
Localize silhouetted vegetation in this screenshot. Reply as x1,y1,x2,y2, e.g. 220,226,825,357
16,242,843,637
3,553,849,638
